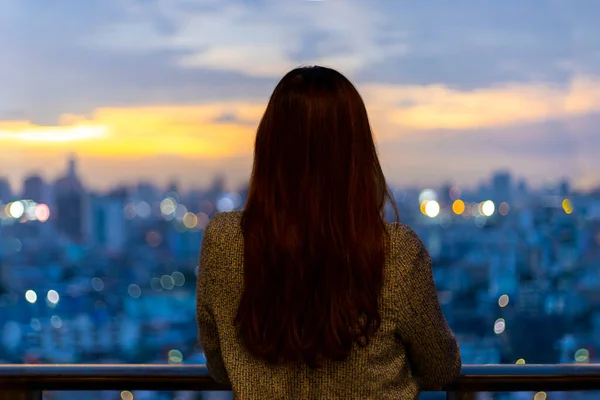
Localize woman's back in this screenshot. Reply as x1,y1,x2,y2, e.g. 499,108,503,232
197,211,461,399
197,66,460,399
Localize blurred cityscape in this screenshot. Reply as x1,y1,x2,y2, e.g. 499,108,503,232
2,155,600,399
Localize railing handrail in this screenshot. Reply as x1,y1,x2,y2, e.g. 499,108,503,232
1,364,600,392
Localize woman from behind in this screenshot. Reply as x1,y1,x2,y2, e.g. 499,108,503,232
196,66,461,399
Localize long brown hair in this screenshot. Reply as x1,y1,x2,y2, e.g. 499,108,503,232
235,66,398,369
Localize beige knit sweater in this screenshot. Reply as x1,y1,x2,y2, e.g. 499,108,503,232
197,211,461,399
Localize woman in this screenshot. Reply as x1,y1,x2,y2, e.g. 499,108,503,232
196,66,461,399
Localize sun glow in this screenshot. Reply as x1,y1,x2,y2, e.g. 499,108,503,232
0,124,108,143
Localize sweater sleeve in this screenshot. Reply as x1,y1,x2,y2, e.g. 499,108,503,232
394,225,462,390
196,214,231,385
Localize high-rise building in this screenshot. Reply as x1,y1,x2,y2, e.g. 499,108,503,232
86,194,127,253
491,171,513,204
0,177,12,203
22,174,47,203
54,155,87,242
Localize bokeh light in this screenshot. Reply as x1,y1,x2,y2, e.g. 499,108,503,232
534,392,547,400
47,290,59,304
425,200,440,218
136,201,151,218
8,201,25,219
50,315,62,328
562,198,574,214
183,212,198,229
499,202,510,216
494,318,505,334
452,199,465,215
146,231,162,247
34,204,50,222
128,284,142,298
160,198,176,216
498,294,509,308
25,290,37,304
91,277,104,292
482,200,495,217
575,348,590,363
196,212,210,230
161,275,175,290
172,271,185,287
121,390,134,400
419,189,437,203
168,349,183,364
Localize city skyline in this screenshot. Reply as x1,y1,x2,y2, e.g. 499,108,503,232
0,155,579,205
2,1,600,190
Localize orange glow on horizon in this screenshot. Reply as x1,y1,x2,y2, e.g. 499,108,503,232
2,76,600,160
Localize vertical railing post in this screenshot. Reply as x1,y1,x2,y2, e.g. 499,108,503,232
0,390,42,400
446,391,477,400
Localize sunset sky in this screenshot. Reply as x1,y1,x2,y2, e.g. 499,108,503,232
2,0,600,192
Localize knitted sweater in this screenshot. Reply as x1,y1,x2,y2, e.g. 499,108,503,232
197,211,461,399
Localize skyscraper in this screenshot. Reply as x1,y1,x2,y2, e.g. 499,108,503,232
54,155,87,242
0,177,11,203
22,174,46,203
491,171,513,204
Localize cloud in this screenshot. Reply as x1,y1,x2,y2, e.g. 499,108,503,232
0,102,266,159
362,75,600,134
83,0,409,78
2,74,600,179
3,74,600,151
3,0,600,191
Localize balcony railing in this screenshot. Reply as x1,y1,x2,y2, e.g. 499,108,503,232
1,364,600,399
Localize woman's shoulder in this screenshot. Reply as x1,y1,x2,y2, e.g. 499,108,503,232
385,222,428,266
385,222,424,247
204,211,242,241
208,210,243,229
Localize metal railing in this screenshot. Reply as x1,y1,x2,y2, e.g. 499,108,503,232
1,364,600,399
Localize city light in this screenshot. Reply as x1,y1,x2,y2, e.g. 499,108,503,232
91,277,104,292
175,204,188,220
136,201,151,218
172,271,185,286
452,199,465,215
51,315,63,328
575,348,590,363
8,201,25,219
128,284,142,298
161,275,175,290
534,392,547,400
160,197,176,216
481,200,495,217
216,195,235,212
499,202,510,216
425,200,440,218
25,290,37,304
498,294,509,308
24,201,37,220
121,390,134,400
494,318,505,334
562,198,574,214
34,204,50,222
168,349,183,364
196,212,210,230
419,189,437,203
419,201,428,215
47,290,60,304
183,212,198,228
